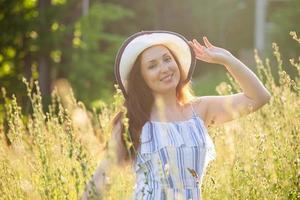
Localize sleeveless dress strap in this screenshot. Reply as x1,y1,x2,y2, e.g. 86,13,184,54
190,101,197,117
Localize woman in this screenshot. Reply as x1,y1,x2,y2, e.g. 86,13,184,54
81,30,271,199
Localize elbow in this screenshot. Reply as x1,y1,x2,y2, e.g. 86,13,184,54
254,91,271,108
261,91,271,105
264,91,271,102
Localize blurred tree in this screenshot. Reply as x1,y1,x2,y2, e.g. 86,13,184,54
66,3,133,104
6,0,295,108
0,0,85,106
0,0,38,101
0,0,133,110
37,0,51,104
109,0,254,77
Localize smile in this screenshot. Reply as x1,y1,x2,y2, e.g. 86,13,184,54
160,73,173,81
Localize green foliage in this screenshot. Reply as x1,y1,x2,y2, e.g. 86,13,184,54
0,0,133,111
0,0,38,98
269,0,300,48
3,0,298,110
1,78,96,199
268,0,300,76
0,35,299,199
202,36,300,200
67,3,133,104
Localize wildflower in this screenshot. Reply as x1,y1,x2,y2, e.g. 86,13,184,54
164,163,170,177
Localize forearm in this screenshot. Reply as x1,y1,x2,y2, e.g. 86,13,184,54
81,158,110,200
189,36,271,105
222,54,271,102
80,116,129,199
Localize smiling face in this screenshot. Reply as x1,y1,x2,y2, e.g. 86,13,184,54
140,45,181,95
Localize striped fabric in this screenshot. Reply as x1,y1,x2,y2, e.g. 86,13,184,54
131,103,216,200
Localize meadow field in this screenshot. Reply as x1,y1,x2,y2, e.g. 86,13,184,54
0,34,299,200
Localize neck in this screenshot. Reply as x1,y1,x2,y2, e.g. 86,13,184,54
151,90,183,121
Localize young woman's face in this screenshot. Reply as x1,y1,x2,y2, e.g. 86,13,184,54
140,45,181,94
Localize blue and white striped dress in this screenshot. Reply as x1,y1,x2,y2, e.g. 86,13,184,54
131,103,217,200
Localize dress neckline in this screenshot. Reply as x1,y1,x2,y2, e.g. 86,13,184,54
146,101,205,125
147,115,204,125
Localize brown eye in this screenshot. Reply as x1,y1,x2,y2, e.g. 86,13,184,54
148,64,156,69
164,57,172,62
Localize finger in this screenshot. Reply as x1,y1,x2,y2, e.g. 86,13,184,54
192,39,204,48
192,39,206,53
189,41,201,52
203,36,213,48
192,43,204,55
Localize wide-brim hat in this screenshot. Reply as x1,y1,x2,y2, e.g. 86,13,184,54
114,30,196,98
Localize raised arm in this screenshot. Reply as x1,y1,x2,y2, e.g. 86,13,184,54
189,37,271,127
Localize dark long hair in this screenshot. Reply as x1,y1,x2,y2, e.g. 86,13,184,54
112,46,195,164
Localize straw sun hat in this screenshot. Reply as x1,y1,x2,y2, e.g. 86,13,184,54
114,30,196,98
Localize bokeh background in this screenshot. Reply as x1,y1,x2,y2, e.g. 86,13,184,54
0,1,299,199
0,0,299,111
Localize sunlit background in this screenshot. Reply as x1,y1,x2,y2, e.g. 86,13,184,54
0,0,299,111
0,1,299,199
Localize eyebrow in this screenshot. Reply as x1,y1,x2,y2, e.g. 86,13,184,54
146,53,171,63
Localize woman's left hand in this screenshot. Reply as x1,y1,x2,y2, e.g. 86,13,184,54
188,37,233,66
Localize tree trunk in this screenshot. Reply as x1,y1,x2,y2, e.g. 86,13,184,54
38,0,51,104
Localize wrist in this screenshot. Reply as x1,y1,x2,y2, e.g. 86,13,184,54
221,52,237,67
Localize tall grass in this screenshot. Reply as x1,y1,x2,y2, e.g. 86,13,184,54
0,33,299,200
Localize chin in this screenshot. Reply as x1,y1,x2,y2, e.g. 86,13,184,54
159,84,179,93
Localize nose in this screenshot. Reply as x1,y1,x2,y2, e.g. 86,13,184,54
159,62,171,73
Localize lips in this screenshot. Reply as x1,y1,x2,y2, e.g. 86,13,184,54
160,73,173,81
